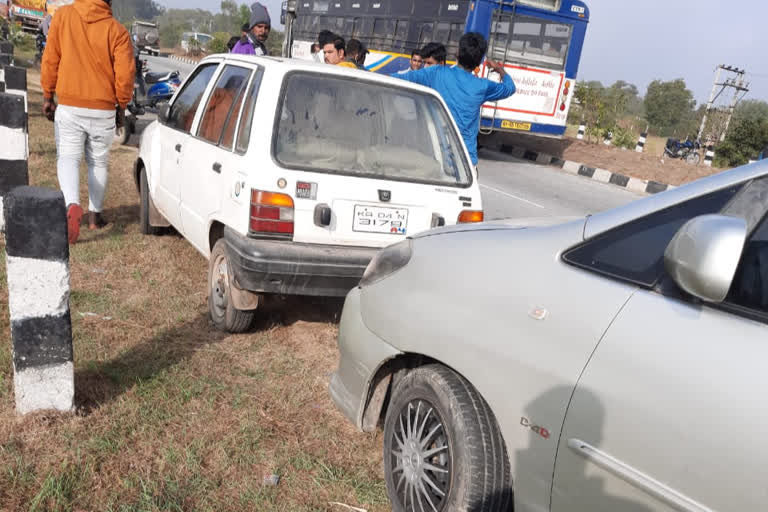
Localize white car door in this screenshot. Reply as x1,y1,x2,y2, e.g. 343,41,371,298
552,179,768,512
153,62,219,230
178,63,259,255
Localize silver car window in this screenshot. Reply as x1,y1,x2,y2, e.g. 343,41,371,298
563,185,742,288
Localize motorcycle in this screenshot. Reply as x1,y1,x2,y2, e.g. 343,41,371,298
115,59,182,145
664,137,701,165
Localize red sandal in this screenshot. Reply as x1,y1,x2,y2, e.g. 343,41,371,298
66,204,83,244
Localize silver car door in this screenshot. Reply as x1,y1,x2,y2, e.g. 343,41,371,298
552,179,768,512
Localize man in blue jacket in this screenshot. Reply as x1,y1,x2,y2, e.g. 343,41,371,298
394,32,516,167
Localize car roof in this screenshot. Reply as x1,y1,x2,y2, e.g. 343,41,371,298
585,160,768,239
199,53,451,101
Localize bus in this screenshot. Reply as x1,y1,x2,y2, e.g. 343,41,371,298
282,0,590,139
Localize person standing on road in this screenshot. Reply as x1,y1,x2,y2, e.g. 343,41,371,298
393,32,516,167
41,0,134,244
230,2,271,56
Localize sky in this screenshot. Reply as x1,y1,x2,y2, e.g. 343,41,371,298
578,0,768,105
157,0,768,106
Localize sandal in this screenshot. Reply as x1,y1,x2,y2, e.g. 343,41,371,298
66,204,84,244
88,211,108,230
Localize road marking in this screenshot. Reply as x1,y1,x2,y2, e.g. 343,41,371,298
480,184,545,209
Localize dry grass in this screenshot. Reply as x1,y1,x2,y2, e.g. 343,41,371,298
0,68,388,511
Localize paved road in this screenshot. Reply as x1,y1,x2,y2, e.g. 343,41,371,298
142,54,197,80
478,149,640,220
133,55,642,219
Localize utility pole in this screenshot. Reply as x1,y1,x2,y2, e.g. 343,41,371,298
697,65,750,144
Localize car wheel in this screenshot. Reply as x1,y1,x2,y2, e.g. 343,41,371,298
383,364,512,512
208,239,255,333
687,152,701,165
139,168,162,236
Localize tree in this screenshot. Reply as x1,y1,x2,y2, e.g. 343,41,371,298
239,4,251,28
714,117,768,167
644,79,696,137
734,99,768,124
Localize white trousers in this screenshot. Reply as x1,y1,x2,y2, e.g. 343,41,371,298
54,106,115,212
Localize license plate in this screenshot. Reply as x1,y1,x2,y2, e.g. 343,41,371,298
353,205,408,235
501,120,532,131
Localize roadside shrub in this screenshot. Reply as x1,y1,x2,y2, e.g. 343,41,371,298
611,126,636,150
207,32,232,54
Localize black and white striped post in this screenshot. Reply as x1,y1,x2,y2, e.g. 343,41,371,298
635,131,647,153
577,122,586,140
0,91,29,231
4,187,74,415
0,41,12,66
704,145,715,167
1,65,28,114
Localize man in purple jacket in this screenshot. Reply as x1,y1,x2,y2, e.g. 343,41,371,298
230,2,270,56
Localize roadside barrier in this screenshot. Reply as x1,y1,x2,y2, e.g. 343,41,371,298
0,89,29,231
1,65,28,112
635,132,647,153
704,146,715,167
0,41,12,66
4,187,74,415
577,123,585,140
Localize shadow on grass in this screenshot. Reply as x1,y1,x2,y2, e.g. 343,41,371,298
74,295,343,414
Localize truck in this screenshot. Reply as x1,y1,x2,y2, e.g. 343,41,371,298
131,20,160,56
7,0,46,33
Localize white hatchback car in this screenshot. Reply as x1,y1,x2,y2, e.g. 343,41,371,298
134,54,482,332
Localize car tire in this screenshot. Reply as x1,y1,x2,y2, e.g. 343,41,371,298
139,168,162,236
208,239,256,333
383,364,512,512
687,152,701,165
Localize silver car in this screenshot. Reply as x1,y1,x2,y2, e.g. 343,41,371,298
330,161,768,512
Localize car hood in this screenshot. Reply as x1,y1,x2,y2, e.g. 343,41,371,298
412,216,584,239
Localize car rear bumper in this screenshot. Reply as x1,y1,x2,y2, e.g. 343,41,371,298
329,287,401,429
224,227,377,297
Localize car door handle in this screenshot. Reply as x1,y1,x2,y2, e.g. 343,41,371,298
212,162,222,174
174,143,182,152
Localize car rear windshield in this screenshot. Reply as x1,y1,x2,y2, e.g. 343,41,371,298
273,72,472,187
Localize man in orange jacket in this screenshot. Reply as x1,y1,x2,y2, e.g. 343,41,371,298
41,0,134,244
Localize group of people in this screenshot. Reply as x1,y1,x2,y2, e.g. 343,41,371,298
301,26,517,168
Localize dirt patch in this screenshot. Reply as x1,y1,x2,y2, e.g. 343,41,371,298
481,131,726,187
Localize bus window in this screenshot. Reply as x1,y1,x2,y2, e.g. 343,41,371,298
333,16,345,32
389,0,412,16
490,14,571,71
342,17,355,35
313,0,330,12
434,22,450,44
395,20,409,41
359,18,374,39
373,18,394,46
418,22,434,45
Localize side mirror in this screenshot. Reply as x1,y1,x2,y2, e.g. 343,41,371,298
664,214,747,303
158,103,171,124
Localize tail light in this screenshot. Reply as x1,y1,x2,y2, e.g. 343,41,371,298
458,210,484,223
249,189,294,237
